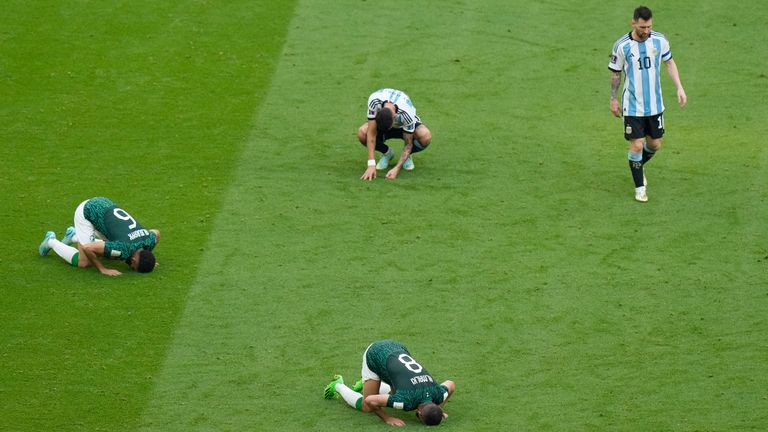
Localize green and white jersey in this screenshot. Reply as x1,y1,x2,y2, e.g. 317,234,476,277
83,197,157,260
365,340,449,411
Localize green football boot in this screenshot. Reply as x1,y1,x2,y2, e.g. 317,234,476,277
323,374,344,399
352,379,363,392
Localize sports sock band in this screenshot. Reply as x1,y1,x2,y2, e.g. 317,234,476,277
335,383,363,410
50,238,78,266
628,151,644,188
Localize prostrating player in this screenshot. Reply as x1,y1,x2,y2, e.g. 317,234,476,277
38,197,160,276
608,5,687,202
357,88,432,181
323,339,455,426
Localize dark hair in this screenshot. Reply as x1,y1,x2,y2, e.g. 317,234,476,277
375,107,394,131
420,403,443,426
136,249,156,273
634,6,652,20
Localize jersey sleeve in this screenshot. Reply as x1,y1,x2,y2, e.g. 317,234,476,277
147,231,158,251
660,37,672,62
399,105,418,133
434,384,449,404
386,393,412,411
367,93,382,119
608,41,624,72
103,241,127,260
103,232,156,260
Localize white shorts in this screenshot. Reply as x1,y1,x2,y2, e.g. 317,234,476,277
361,343,381,382
73,199,103,245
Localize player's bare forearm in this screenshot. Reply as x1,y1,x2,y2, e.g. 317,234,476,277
91,259,119,276
364,394,387,411
385,140,411,180
375,409,403,426
373,408,390,421
609,72,622,117
440,380,456,405
80,244,100,269
610,72,621,101
665,59,683,88
82,244,121,276
393,138,414,169
151,229,161,244
366,137,376,160
361,122,379,180
364,395,404,426
665,59,687,107
366,120,378,160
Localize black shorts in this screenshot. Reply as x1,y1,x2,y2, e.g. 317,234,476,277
377,122,423,145
623,114,664,140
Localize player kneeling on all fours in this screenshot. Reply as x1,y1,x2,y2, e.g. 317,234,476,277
38,197,160,277
324,339,455,427
357,88,433,181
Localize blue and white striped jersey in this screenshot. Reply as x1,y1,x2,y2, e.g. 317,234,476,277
609,31,672,117
366,88,420,133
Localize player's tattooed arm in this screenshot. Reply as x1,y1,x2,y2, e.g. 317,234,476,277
609,71,622,117
394,133,414,168
610,71,621,100
385,132,414,180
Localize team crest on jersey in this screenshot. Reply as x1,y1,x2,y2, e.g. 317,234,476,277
652,48,658,57
625,126,632,134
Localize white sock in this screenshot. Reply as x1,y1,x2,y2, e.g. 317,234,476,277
70,234,79,244
335,383,363,409
50,239,78,266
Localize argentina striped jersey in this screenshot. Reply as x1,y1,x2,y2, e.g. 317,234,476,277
366,88,420,133
609,31,672,117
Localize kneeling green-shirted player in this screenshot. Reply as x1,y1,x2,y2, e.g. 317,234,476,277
39,197,160,276
324,339,455,426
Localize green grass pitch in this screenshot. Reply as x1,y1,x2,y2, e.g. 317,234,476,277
1,1,767,431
